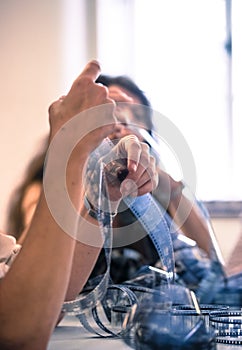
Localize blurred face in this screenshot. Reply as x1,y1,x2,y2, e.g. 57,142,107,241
107,85,147,141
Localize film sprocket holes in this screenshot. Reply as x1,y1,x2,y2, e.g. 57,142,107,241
209,310,242,345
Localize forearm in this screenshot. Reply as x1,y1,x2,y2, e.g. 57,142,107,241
167,194,211,256
0,192,76,348
154,169,211,256
0,157,86,347
64,206,103,301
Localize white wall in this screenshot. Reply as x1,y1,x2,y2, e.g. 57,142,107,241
211,217,242,264
0,0,90,231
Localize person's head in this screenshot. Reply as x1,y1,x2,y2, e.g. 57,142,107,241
96,74,154,138
6,138,48,241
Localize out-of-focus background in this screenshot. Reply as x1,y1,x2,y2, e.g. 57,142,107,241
0,0,241,263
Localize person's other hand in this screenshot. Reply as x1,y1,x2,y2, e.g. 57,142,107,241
104,135,158,203
85,135,158,216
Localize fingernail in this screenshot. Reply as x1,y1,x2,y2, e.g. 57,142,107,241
129,162,137,173
120,179,135,196
132,163,137,172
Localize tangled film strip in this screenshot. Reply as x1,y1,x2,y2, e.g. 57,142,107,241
43,103,227,348
43,103,197,245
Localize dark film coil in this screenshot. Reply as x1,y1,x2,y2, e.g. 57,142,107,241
209,310,242,345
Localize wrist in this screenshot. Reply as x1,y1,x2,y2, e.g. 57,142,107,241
84,194,119,220
155,171,185,207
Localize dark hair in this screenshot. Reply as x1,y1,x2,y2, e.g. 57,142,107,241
5,138,48,239
96,74,154,134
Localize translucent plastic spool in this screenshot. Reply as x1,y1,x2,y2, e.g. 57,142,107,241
209,310,242,345
124,308,216,349
122,288,217,349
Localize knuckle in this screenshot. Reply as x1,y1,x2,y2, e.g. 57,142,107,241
141,142,150,153
125,134,140,144
97,84,109,96
150,155,156,167
48,101,57,114
48,100,60,120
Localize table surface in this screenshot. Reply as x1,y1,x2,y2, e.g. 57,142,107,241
48,315,130,350
47,315,240,350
